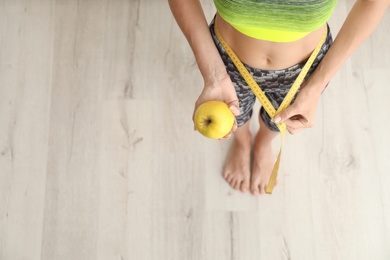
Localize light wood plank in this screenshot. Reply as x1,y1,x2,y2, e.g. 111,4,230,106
0,1,54,259
40,0,106,259
98,100,155,260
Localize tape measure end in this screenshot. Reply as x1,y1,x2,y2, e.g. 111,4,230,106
265,185,274,194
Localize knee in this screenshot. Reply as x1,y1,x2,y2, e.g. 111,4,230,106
259,108,279,132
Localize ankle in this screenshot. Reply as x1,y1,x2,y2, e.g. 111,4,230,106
231,121,252,145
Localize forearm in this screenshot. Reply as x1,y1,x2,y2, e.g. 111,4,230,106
168,0,227,84
306,0,390,94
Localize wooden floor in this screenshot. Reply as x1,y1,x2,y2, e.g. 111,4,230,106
0,0,389,259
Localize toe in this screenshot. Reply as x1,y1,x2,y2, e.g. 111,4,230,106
225,174,233,183
240,179,250,192
223,171,229,179
259,184,266,195
251,186,259,195
232,180,241,190
233,180,241,190
250,181,259,195
229,178,236,188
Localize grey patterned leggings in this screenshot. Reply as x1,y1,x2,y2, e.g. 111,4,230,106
209,19,333,132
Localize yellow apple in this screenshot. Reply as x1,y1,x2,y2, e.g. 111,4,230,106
194,101,235,139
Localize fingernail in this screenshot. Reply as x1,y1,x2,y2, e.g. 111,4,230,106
229,106,238,115
274,116,281,123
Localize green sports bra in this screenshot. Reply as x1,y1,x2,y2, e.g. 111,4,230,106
214,0,338,42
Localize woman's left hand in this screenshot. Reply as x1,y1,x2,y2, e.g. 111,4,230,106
273,82,322,135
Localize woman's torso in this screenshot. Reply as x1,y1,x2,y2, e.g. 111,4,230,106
216,0,335,70
215,13,328,71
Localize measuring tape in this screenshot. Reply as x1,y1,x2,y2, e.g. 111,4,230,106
214,22,327,194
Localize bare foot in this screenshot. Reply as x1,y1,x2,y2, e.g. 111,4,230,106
250,116,279,195
222,125,251,192
250,131,275,195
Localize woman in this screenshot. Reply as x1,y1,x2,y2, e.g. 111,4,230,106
168,0,390,195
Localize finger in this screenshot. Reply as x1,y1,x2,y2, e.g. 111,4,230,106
274,106,298,123
226,98,240,116
284,118,306,129
192,109,197,125
232,119,238,132
286,126,303,135
286,126,294,135
229,105,240,116
286,126,297,135
219,132,232,140
293,115,310,127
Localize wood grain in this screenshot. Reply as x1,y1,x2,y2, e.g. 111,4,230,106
0,0,389,259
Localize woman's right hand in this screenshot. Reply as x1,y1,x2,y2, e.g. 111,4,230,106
169,0,238,138
193,74,240,139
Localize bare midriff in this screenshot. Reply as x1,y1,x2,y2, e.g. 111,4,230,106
215,13,327,71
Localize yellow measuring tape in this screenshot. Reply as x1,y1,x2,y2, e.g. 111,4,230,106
215,22,327,194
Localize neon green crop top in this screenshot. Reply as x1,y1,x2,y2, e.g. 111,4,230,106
214,0,338,42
